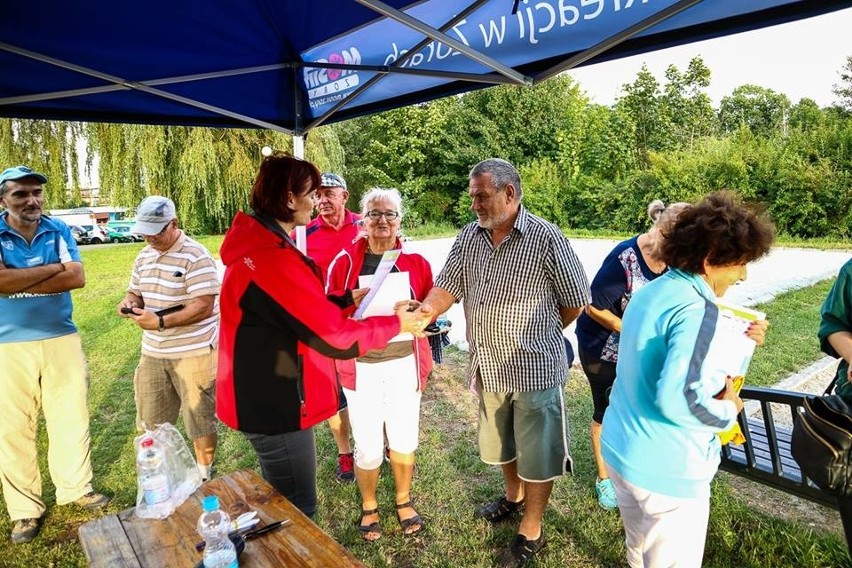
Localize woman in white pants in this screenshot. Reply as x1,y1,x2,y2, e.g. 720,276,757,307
600,192,775,567
327,188,434,541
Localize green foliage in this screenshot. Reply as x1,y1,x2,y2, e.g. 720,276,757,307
719,85,791,137
4,55,852,240
832,55,852,112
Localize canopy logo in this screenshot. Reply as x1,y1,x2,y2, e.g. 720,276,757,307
305,47,362,110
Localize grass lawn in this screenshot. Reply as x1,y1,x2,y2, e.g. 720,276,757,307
0,238,849,567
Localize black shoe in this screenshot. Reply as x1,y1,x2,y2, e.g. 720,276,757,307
495,532,546,568
11,518,42,544
474,496,525,523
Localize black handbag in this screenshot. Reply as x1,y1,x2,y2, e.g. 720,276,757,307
791,394,852,496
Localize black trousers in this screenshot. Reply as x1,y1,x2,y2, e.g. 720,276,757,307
245,428,317,517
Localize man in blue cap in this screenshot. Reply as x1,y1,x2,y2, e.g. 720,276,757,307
0,166,108,544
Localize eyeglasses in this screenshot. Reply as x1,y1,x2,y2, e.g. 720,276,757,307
156,220,173,235
366,210,400,220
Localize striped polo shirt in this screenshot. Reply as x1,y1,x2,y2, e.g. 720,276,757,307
128,231,220,359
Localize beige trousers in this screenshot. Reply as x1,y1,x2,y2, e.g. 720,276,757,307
0,334,94,520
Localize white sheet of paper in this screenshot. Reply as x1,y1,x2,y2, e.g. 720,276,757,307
352,249,401,319
358,271,412,342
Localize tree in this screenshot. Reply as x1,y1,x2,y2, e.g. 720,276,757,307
616,64,671,164
0,119,85,208
718,85,791,137
660,57,718,146
832,55,852,112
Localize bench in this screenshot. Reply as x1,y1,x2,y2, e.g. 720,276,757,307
719,386,852,550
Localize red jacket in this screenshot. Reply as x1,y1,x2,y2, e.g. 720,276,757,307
216,212,400,435
327,236,433,391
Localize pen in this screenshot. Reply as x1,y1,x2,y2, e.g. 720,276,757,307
195,519,290,552
243,519,291,540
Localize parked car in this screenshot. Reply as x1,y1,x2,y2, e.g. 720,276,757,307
103,227,133,243
80,224,107,244
113,226,144,242
69,225,90,245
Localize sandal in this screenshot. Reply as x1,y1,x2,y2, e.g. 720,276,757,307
474,496,525,523
395,500,425,536
358,507,381,542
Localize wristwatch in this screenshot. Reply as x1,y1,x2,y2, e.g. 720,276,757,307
158,314,165,332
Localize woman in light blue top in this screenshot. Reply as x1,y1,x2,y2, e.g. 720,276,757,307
600,191,774,568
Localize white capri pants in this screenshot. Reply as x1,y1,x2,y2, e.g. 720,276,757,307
609,468,711,568
343,354,421,470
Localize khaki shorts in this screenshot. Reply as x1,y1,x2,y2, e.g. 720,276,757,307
134,348,218,439
477,376,572,482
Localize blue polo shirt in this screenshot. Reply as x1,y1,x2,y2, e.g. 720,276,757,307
0,213,81,343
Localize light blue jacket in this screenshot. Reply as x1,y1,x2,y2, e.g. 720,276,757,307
600,269,739,498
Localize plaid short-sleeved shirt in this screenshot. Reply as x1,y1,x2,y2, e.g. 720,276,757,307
435,207,589,392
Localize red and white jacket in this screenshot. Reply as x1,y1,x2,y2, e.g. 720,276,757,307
216,212,400,435
326,236,434,392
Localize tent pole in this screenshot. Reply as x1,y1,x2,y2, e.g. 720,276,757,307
303,0,491,133
533,0,705,81
0,42,295,134
293,136,305,159
355,0,532,86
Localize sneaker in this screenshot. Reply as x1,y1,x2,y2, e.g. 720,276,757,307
595,478,618,510
495,532,546,568
73,491,110,510
336,452,355,484
11,518,42,544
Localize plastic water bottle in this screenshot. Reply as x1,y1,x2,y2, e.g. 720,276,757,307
436,313,451,332
136,437,174,518
197,495,238,568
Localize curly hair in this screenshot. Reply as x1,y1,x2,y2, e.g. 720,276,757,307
659,191,775,274
250,152,320,222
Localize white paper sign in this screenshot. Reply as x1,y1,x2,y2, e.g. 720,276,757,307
352,249,401,319
357,270,412,342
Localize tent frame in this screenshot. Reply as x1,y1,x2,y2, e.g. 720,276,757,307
0,0,704,137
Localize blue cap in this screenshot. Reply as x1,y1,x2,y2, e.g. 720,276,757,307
202,495,220,512
0,165,48,185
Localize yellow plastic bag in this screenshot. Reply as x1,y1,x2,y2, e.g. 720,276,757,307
718,376,746,446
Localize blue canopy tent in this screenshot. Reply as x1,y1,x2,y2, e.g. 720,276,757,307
1,0,850,136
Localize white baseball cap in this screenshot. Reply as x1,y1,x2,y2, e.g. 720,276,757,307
130,196,176,235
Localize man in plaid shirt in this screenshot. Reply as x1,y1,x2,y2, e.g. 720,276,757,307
420,158,589,568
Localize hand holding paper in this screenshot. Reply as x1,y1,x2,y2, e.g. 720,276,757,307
745,319,769,346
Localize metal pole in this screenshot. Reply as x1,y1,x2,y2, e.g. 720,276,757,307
293,135,305,159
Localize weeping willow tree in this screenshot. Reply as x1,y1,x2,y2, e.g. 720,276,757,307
88,123,346,233
0,118,346,234
0,119,85,208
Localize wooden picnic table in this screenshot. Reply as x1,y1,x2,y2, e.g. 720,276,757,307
78,468,366,567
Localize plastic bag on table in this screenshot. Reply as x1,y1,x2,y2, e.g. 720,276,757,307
134,422,202,519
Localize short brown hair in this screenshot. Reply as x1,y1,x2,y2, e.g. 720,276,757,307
249,153,320,222
660,191,775,274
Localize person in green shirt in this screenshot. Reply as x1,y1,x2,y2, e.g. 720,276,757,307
819,258,852,401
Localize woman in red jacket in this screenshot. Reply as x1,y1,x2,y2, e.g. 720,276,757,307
327,188,433,540
216,155,425,518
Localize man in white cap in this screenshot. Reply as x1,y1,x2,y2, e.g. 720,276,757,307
118,196,220,481
303,173,362,484
0,165,108,544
